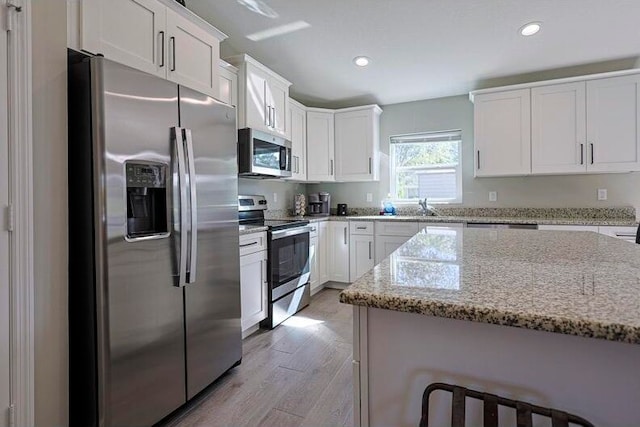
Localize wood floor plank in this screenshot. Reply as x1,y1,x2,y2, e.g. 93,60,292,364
258,408,304,427
300,354,354,427
164,288,354,427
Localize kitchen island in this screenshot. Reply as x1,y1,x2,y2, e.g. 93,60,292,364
340,226,640,427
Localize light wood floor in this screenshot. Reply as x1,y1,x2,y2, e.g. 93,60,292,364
163,289,353,427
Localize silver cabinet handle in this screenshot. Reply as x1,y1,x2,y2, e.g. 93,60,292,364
263,257,268,284
369,157,372,174
369,241,372,260
477,150,480,169
580,143,584,165
184,129,198,284
343,227,347,245
330,159,334,176
172,127,187,287
159,31,165,67
590,143,594,164
170,36,176,71
265,105,270,126
273,108,277,129
240,241,259,248
356,226,367,230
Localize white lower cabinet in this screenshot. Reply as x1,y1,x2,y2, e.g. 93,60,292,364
329,221,350,282
239,233,268,333
538,225,599,232
375,221,421,264
309,224,321,293
349,235,374,282
318,221,329,285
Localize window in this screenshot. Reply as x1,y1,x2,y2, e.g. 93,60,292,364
390,130,462,203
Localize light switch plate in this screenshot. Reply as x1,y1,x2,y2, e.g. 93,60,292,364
273,192,278,203
489,191,497,202
597,189,607,201
366,193,373,202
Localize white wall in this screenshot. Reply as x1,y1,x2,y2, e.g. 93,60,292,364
32,2,68,425
309,95,640,210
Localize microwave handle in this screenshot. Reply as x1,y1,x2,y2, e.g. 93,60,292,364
280,146,289,171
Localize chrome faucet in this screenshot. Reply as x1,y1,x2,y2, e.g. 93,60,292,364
418,197,439,216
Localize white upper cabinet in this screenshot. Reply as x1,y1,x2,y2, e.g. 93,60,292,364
80,0,167,77
472,69,640,176
226,55,291,138
306,109,335,182
73,0,225,98
334,105,382,182
532,82,587,174
218,60,238,107
287,99,307,181
586,74,640,172
166,8,220,98
473,89,531,177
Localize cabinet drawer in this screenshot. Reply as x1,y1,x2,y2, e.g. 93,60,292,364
598,225,638,242
375,221,420,237
239,232,267,256
538,225,598,232
350,221,374,235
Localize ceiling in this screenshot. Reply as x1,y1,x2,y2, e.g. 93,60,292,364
188,0,640,108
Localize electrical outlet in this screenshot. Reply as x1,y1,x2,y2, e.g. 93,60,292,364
366,193,373,202
273,192,278,203
489,191,497,202
597,189,607,201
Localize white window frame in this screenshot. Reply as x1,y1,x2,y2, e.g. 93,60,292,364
389,130,463,204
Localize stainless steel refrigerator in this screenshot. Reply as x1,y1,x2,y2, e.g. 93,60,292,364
68,54,241,427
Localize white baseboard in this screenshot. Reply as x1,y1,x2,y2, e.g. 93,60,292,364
241,324,261,340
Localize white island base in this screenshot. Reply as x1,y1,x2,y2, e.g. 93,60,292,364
352,306,640,427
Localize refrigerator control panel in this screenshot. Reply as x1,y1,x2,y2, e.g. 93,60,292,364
126,162,166,188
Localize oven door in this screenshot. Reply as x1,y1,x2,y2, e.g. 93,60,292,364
269,227,311,301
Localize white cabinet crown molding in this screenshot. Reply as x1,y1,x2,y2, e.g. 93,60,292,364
469,67,640,102
224,54,291,87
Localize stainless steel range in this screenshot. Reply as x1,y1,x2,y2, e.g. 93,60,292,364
239,195,311,328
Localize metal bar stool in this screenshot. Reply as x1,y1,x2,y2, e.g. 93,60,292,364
419,382,594,427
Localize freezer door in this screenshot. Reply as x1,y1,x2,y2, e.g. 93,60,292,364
98,59,186,426
179,86,242,399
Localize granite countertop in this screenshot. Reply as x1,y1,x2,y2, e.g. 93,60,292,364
340,226,640,344
270,215,637,226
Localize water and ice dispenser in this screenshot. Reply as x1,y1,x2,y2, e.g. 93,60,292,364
125,162,168,239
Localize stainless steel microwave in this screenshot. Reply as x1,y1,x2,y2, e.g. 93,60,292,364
238,128,292,178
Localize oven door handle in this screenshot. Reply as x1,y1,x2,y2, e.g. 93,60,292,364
271,226,312,240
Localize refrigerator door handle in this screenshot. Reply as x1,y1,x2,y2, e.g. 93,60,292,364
173,126,188,287
184,128,198,283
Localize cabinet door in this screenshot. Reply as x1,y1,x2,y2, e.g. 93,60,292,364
218,62,238,107
309,235,320,291
335,108,378,181
306,111,335,181
349,235,375,282
375,235,412,264
81,0,166,77
318,222,329,285
288,101,307,181
532,82,587,174
329,222,350,282
244,63,269,131
268,79,289,137
474,89,531,176
587,74,640,172
166,8,220,98
240,250,268,331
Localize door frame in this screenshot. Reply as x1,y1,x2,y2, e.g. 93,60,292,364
5,0,34,425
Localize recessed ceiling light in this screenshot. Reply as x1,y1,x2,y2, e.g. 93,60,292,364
353,56,370,67
519,22,541,36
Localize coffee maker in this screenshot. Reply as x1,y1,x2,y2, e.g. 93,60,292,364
308,192,330,216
